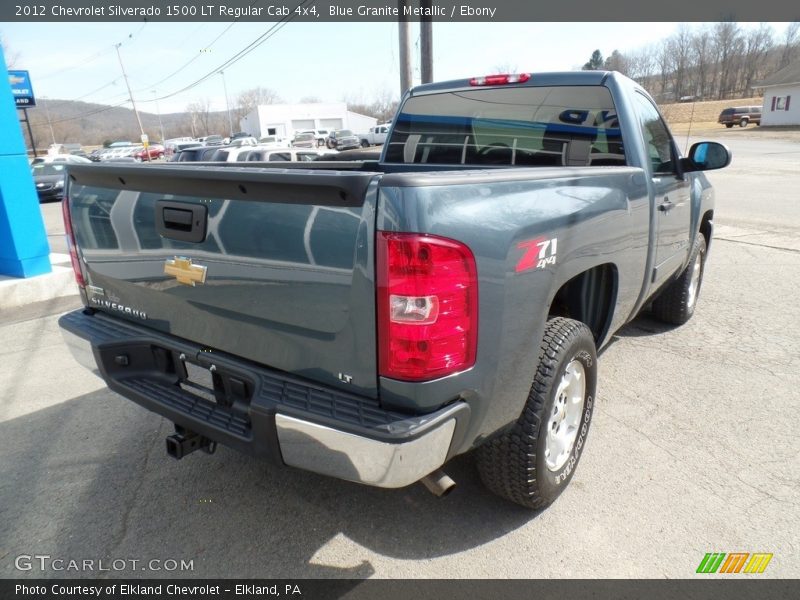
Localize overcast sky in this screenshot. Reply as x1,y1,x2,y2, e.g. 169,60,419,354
2,21,794,114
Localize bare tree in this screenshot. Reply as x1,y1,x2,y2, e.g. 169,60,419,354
669,25,694,101
603,50,629,75
0,31,20,68
740,24,774,93
657,40,673,99
627,45,657,91
691,27,714,100
714,22,744,99
235,87,283,122
779,22,799,69
298,96,322,103
343,89,399,123
186,99,212,136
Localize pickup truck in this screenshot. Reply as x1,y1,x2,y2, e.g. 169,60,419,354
359,123,391,147
59,71,730,509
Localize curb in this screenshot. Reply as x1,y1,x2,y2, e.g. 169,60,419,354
0,253,79,310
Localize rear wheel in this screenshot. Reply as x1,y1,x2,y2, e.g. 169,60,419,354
476,318,597,509
651,234,707,325
739,118,749,127
725,123,734,128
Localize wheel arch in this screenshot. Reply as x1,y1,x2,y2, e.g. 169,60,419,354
547,263,618,347
699,209,713,254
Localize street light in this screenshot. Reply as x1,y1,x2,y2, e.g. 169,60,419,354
219,70,233,138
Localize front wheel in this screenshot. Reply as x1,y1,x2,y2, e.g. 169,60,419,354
739,118,749,127
651,234,707,325
476,318,597,509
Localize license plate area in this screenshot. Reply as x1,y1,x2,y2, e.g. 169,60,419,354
180,361,218,404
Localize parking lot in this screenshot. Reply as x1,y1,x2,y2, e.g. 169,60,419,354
1,132,798,579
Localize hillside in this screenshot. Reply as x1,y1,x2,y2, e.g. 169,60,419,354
19,98,230,149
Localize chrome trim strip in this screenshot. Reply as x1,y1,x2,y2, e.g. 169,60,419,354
276,414,457,488
60,327,101,377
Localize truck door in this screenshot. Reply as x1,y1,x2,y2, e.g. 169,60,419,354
632,92,692,289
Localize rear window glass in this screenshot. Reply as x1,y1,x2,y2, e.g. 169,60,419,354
384,85,624,167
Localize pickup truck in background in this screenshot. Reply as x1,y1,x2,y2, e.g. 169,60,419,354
59,71,730,509
359,123,391,147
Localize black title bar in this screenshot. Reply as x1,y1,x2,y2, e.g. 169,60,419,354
2,0,798,22
3,579,800,599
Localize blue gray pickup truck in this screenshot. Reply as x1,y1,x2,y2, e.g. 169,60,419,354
59,71,730,508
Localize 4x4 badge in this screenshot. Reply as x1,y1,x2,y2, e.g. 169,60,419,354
164,257,207,286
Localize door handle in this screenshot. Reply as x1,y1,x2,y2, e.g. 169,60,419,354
658,197,674,213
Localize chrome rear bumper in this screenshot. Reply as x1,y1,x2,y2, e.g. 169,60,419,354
60,315,464,489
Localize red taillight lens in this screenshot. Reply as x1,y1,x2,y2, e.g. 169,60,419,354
377,232,478,381
469,73,531,86
61,197,86,288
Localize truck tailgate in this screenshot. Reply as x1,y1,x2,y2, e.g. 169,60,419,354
66,164,381,398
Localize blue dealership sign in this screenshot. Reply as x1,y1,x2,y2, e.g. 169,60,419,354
9,70,36,107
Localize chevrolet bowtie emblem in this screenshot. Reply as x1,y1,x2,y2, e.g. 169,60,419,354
164,257,207,286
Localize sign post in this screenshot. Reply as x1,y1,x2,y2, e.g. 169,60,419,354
1,57,51,278
9,69,38,157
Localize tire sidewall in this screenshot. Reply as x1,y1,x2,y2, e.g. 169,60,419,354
535,339,597,501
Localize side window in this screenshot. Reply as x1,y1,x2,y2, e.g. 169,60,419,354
632,93,676,174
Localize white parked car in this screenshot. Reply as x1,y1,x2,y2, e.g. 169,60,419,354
237,147,338,162
257,135,291,148
228,137,258,148
296,129,330,147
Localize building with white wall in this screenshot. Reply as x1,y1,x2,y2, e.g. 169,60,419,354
755,62,799,126
239,102,377,139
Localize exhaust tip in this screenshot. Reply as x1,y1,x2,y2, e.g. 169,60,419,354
420,469,456,498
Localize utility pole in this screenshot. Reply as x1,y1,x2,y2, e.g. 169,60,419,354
42,96,56,145
398,2,412,96
152,90,166,142
220,70,233,137
114,43,145,139
420,0,433,84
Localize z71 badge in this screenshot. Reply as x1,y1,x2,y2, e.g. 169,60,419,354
515,237,558,273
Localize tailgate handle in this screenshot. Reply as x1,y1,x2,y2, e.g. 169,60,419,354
156,200,207,243
163,208,193,228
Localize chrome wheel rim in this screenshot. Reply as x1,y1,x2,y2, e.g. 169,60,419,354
545,359,586,472
687,251,703,309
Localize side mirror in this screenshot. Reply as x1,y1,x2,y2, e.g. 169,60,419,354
683,141,732,172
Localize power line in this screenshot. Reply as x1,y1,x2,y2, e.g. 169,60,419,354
145,0,313,104
35,20,150,81
32,1,310,124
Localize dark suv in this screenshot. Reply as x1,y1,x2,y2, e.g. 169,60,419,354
325,129,360,151
718,106,761,128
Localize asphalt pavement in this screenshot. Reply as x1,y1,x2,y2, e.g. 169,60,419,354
2,134,798,579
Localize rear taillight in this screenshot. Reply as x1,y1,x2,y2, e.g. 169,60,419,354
469,73,531,86
377,232,478,381
61,197,86,288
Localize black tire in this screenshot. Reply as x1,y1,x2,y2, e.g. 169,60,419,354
651,234,707,326
725,123,734,128
360,140,369,148
476,317,597,509
739,118,749,127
